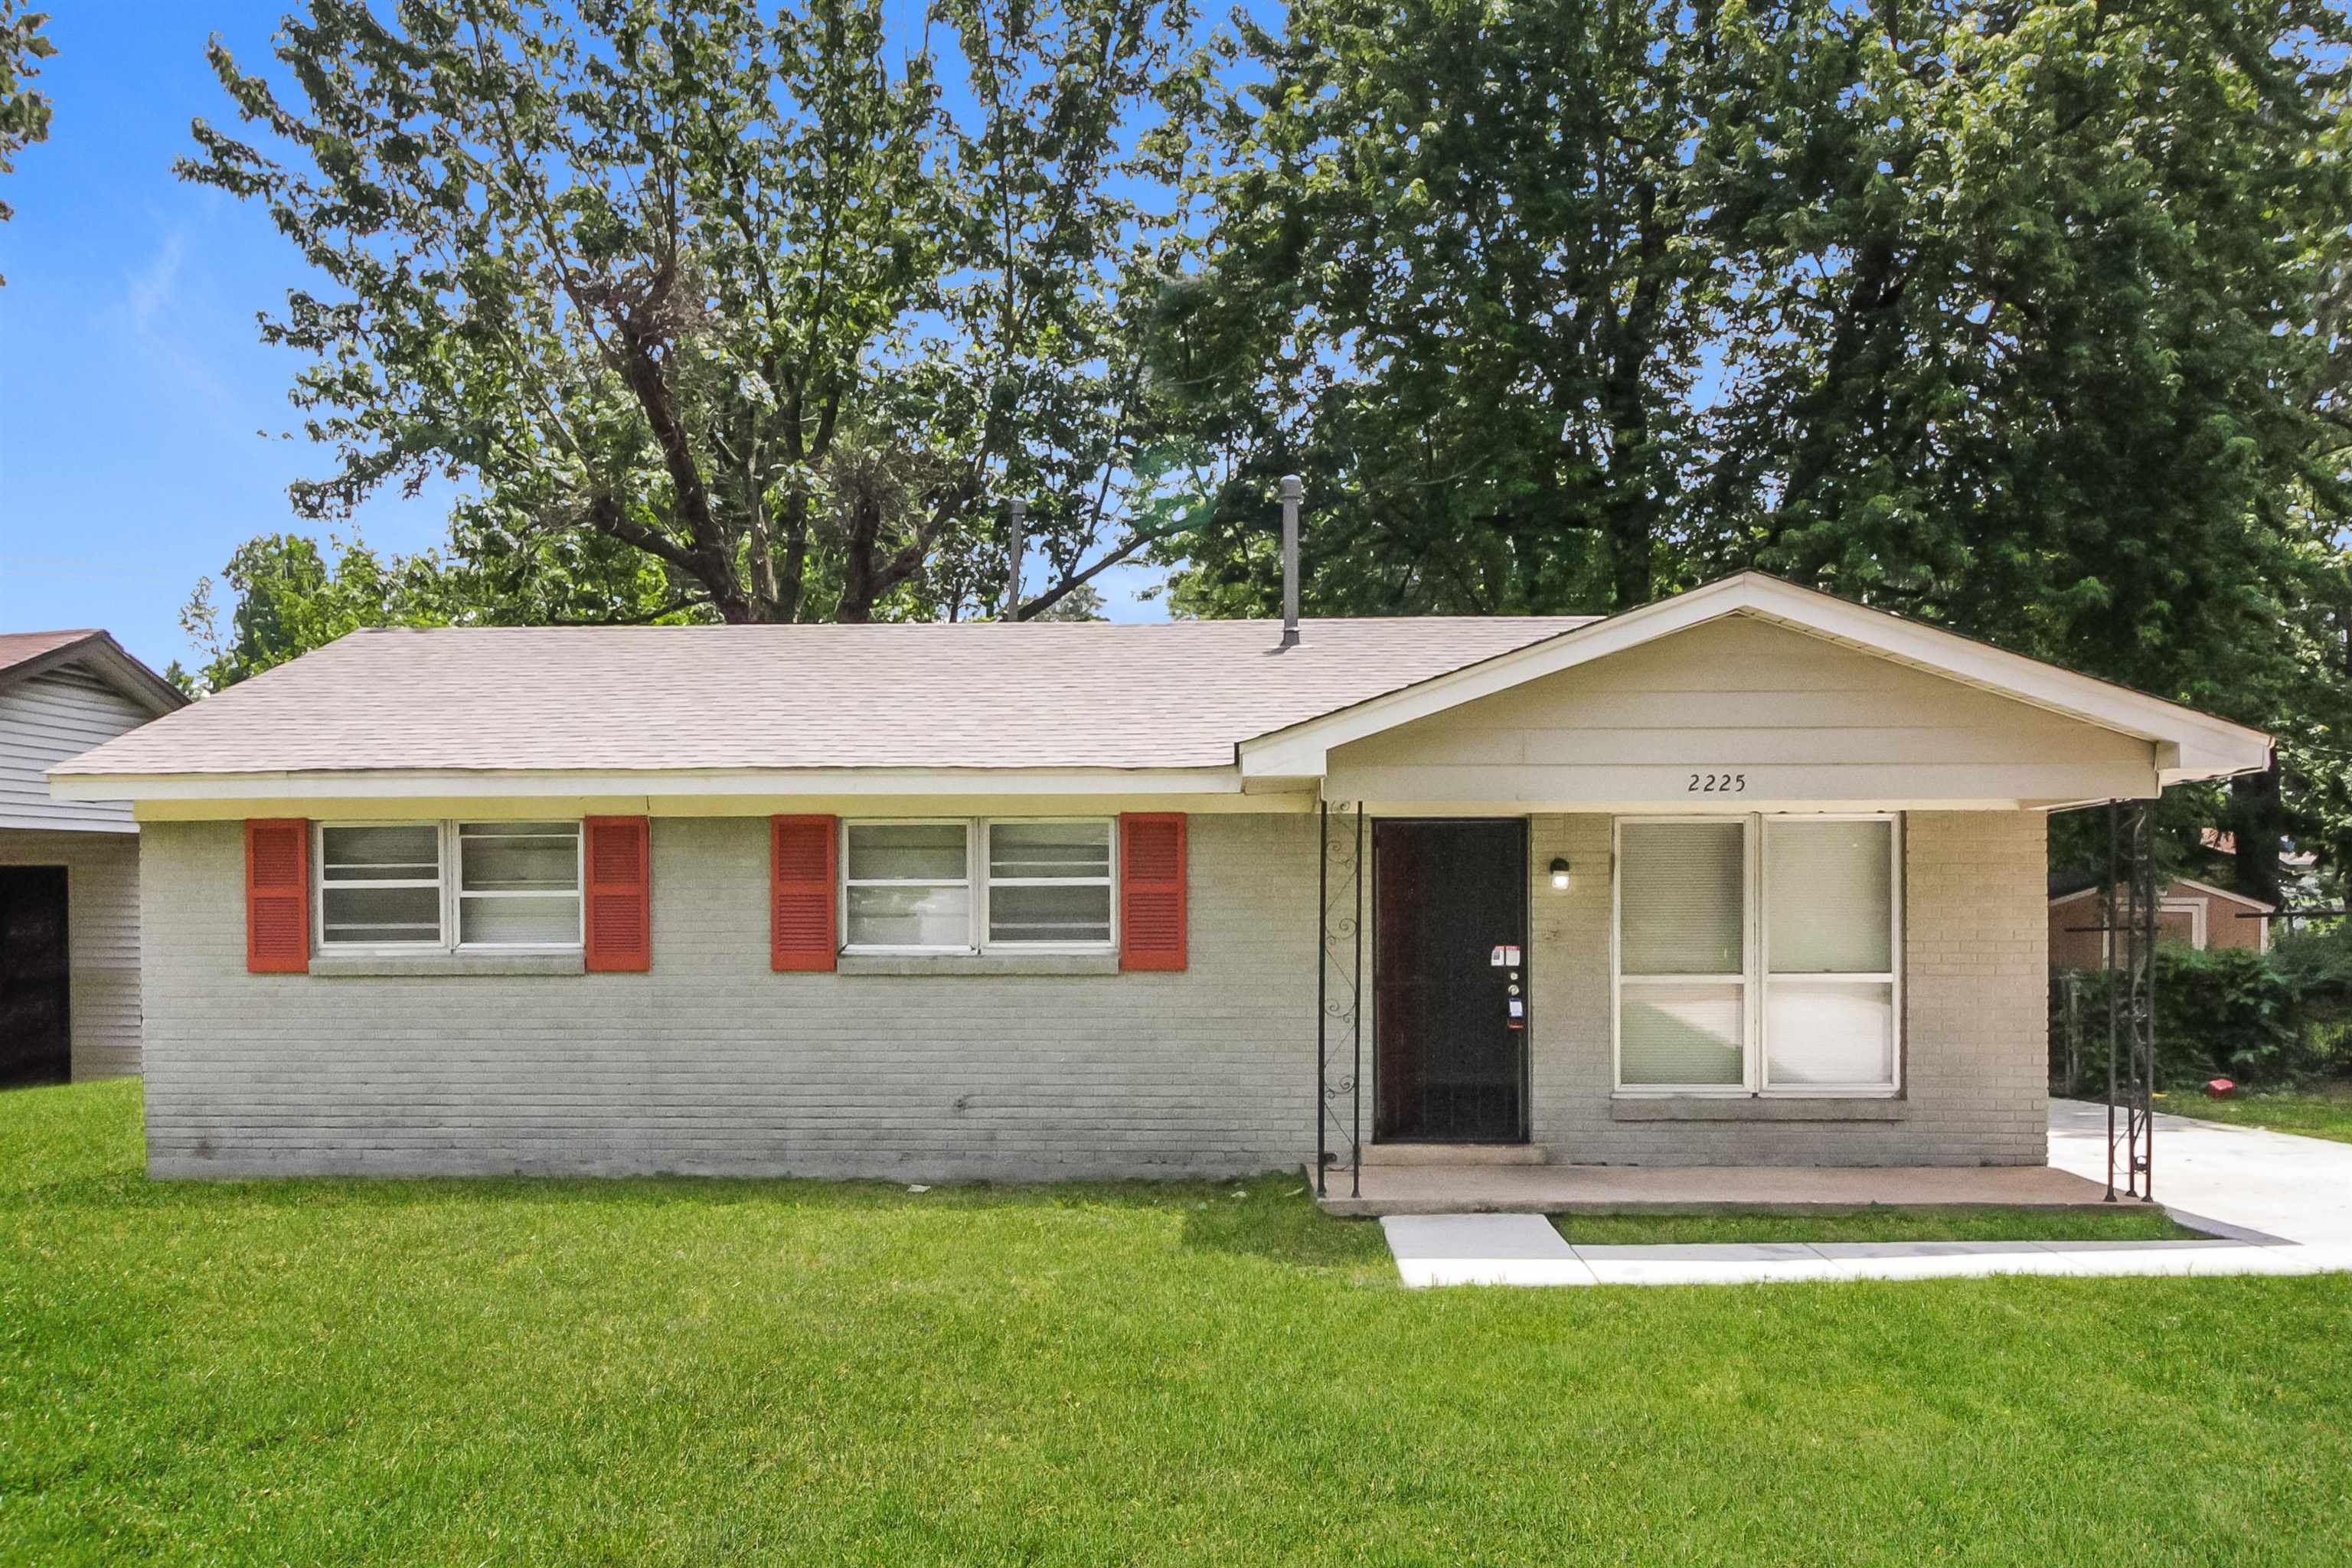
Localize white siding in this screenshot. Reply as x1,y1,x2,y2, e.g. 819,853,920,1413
1324,616,2159,806
0,663,155,832
0,828,143,1079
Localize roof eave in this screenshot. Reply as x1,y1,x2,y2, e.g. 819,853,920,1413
48,763,1259,805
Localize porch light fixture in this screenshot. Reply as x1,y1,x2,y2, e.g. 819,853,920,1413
1548,857,1573,892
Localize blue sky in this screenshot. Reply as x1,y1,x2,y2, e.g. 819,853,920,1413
0,5,1174,680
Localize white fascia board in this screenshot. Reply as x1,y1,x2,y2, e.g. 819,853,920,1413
1240,574,2274,782
51,765,1246,804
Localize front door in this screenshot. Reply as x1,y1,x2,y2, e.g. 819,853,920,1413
0,865,70,1089
1373,819,1527,1143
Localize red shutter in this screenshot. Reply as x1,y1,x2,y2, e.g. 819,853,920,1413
245,819,309,974
772,815,838,971
1119,813,1187,972
583,816,652,972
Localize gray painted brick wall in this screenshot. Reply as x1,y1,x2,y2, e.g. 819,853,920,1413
1527,810,2049,1166
142,814,1321,1180
140,808,2050,1179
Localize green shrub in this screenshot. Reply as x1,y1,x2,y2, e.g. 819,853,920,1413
2049,944,2341,1095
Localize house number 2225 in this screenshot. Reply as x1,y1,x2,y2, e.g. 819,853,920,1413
1688,772,1747,793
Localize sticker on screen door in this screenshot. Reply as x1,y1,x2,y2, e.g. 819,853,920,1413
1507,998,1526,1030
1490,945,1521,968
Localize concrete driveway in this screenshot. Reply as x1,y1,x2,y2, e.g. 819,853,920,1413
2049,1098,2352,1247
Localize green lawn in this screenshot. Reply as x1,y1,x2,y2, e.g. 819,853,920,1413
6,1082,2352,1565
1556,1207,2198,1246
2154,1086,2352,1145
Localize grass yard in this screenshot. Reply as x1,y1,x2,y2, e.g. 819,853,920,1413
6,1083,2352,1566
1554,1207,2199,1246
2154,1085,2352,1146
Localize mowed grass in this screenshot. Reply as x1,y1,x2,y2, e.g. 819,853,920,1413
2154,1085,2352,1146
1555,1207,2200,1246
3,1083,2350,1566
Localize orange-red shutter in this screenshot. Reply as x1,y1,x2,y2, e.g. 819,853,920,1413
245,819,310,974
1119,813,1187,972
583,816,652,972
772,815,838,971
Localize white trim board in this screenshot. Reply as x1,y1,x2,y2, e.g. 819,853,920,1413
57,765,1264,807
1240,573,2272,786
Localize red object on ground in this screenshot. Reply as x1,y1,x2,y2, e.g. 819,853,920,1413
2204,1078,2237,1099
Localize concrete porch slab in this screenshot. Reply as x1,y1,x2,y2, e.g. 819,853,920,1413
1313,1161,2111,1217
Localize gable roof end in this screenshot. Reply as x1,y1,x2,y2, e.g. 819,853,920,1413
1236,572,2272,787
0,630,185,717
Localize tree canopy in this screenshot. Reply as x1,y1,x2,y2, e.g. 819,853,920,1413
187,0,2352,894
184,0,1211,628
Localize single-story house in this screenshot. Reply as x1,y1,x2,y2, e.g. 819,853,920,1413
50,572,2272,1180
2048,873,2274,968
3,629,186,1086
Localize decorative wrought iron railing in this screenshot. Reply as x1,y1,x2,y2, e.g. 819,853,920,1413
1315,801,1364,1197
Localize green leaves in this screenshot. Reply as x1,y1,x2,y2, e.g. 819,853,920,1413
188,0,1198,628
0,1,57,266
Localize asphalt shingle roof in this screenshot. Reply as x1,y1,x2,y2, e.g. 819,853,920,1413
0,629,103,677
53,617,1598,777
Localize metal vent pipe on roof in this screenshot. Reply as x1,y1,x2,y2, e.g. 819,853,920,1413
1005,496,1026,622
1279,474,1303,649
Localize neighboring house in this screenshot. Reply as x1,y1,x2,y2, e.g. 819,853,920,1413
2,631,185,1086
50,572,2272,1179
2047,874,2275,967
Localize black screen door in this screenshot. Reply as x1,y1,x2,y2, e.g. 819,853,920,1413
1373,819,1527,1143
0,865,71,1089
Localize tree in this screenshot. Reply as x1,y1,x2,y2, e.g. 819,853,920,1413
1172,0,2352,893
183,0,1203,627
179,533,454,691
0,2,54,283
1158,0,1722,617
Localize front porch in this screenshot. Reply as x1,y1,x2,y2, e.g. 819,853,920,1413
1308,1158,2113,1218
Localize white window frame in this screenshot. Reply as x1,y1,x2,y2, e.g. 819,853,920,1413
1612,812,1903,1098
312,820,585,956
315,820,449,952
840,818,977,956
840,817,1119,956
453,821,586,952
980,817,1119,953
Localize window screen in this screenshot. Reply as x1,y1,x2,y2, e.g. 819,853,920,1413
457,822,582,947
1619,822,1744,975
319,825,443,946
986,822,1112,946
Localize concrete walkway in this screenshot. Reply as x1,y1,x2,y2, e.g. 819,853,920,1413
1381,1212,2344,1287
1380,1102,2352,1287
2047,1097,2352,1247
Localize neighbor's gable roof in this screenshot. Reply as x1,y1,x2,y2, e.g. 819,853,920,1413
0,629,185,717
50,616,1593,781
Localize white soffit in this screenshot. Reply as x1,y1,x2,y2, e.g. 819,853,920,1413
1236,573,2274,786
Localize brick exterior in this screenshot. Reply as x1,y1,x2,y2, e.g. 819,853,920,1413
139,808,2050,1178
141,815,1319,1180
1527,810,2049,1166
